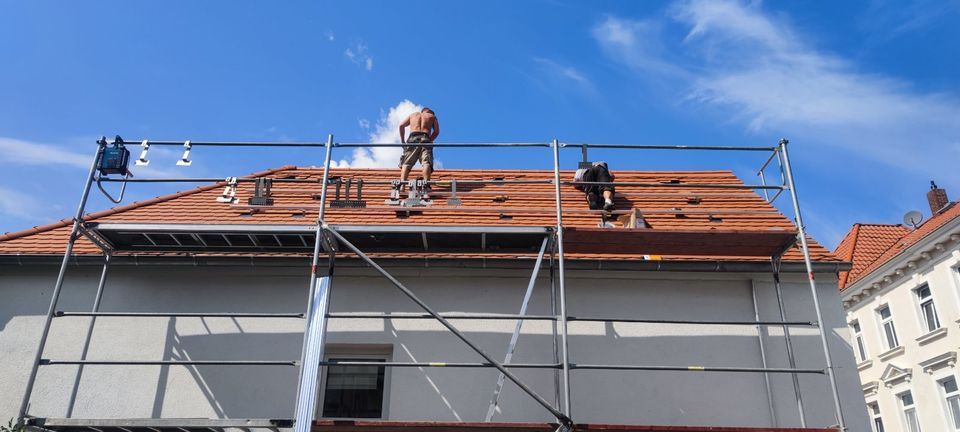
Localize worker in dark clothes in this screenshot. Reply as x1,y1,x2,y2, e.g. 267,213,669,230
576,161,616,212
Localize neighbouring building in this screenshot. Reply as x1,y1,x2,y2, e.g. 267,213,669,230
0,166,870,432
838,182,960,432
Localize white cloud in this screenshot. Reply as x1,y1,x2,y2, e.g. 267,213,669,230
0,185,45,220
592,1,960,176
357,118,371,129
0,137,91,168
345,42,374,71
331,100,423,168
532,57,595,91
325,30,335,42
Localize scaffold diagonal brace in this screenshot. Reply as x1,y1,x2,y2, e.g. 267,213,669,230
324,227,572,427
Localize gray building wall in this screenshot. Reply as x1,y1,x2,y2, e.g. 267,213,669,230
0,263,868,429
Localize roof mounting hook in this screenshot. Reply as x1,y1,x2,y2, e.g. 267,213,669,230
176,140,192,166
135,140,150,166
216,177,239,204
578,144,591,169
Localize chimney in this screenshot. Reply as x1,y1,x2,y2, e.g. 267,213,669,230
927,180,949,214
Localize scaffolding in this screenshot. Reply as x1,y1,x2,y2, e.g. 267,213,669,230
15,136,847,432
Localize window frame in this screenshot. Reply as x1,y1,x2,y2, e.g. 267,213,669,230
877,305,900,350
868,401,885,432
850,320,869,362
898,390,922,432
938,374,960,432
915,284,941,333
317,347,392,420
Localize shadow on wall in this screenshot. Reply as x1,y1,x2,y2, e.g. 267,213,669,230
80,325,833,425
149,323,303,419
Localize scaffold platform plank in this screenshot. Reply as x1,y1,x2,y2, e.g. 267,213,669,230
311,420,836,432
26,417,292,431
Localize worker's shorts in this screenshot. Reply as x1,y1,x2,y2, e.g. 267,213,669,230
399,133,433,170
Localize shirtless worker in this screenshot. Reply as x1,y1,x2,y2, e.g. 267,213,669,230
397,107,440,197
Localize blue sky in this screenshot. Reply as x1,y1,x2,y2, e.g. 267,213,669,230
1,0,958,249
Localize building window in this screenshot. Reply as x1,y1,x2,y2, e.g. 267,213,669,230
851,321,868,361
869,402,885,432
321,358,386,419
942,377,960,431
878,306,899,350
899,391,922,432
916,285,941,332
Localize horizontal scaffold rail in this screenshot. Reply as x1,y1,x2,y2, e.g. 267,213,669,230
26,418,294,429
326,312,815,327
40,359,298,366
318,360,824,374
56,311,304,318
106,138,778,152
97,176,786,190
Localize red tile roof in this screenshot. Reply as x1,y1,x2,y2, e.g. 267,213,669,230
834,224,911,289
0,167,838,262
836,202,960,289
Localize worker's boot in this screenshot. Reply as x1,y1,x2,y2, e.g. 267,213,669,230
603,199,615,212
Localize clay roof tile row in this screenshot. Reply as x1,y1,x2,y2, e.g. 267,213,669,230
0,167,839,263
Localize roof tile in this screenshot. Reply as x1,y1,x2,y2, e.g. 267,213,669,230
0,167,838,262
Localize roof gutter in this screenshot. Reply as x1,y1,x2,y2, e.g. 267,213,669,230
0,254,850,273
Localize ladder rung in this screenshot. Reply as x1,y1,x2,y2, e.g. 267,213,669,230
55,311,304,318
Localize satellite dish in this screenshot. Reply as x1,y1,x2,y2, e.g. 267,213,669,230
903,210,924,228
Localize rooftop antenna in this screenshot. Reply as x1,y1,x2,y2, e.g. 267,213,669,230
903,210,923,229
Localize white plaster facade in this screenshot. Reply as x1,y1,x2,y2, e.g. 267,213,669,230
1,262,870,430
842,217,960,432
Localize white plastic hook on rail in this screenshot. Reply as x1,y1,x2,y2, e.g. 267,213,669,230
135,140,150,166
216,177,239,204
176,140,192,166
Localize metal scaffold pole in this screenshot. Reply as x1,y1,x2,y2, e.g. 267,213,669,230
325,227,571,426
778,138,846,431
549,245,561,409
551,138,573,421
66,253,112,418
771,256,806,427
750,280,777,426
293,134,335,432
485,237,549,421
17,140,105,425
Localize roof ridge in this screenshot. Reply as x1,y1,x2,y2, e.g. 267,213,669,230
859,223,908,228
0,165,297,242
837,224,860,289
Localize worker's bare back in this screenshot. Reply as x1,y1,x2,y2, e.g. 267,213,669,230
406,112,437,134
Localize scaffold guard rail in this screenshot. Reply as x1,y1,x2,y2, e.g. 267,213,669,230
15,136,846,432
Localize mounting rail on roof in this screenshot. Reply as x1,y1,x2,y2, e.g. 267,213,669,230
17,136,846,432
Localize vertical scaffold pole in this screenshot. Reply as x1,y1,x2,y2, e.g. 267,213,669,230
17,139,105,425
772,257,806,427
551,138,573,419
293,134,335,432
779,138,846,430
66,253,113,418
750,280,777,426
549,245,561,409
485,237,549,421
